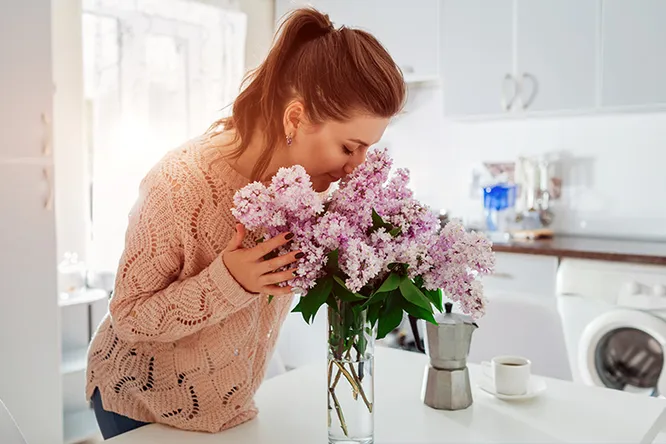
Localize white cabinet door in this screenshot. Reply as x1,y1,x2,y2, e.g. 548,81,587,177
440,0,514,116
482,252,559,299
0,1,53,160
275,0,440,80
516,0,598,112
601,0,666,107
0,163,62,444
353,0,440,80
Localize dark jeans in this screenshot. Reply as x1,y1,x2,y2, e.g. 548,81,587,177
91,388,149,440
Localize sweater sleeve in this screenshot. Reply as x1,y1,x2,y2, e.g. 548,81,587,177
108,163,257,343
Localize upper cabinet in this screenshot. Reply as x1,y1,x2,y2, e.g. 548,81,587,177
440,0,514,116
515,0,598,113
0,1,53,160
276,0,666,119
441,0,599,117
601,0,666,108
274,0,440,82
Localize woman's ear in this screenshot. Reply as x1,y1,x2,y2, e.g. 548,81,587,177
282,99,306,139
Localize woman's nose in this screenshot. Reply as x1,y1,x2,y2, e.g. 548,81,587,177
344,150,368,175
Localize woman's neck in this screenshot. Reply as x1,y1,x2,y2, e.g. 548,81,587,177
218,128,287,182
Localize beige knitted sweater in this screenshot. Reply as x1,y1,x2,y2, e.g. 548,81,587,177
86,134,293,433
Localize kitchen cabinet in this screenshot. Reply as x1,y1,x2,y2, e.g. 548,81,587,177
0,1,54,160
441,0,598,117
515,0,598,113
0,1,65,443
0,164,62,444
274,0,440,83
440,0,514,116
601,0,666,108
482,252,559,299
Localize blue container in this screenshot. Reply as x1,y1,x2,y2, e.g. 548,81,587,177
483,184,516,231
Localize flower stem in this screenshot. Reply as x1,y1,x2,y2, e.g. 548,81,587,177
329,387,348,437
327,361,333,427
349,361,373,413
334,361,359,399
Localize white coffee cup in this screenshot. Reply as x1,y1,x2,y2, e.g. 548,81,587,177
482,355,531,395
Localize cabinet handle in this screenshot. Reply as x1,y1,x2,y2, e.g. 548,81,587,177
501,73,519,111
521,73,538,109
43,167,54,211
41,112,52,157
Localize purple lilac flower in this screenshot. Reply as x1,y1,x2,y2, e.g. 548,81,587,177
231,147,495,319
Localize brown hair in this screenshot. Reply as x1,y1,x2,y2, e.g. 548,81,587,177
208,6,406,181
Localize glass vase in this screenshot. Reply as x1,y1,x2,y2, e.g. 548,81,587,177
327,303,376,444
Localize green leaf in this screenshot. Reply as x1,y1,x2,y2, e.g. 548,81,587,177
332,275,365,301
377,293,404,339
292,277,332,323
389,227,402,237
423,287,444,312
371,208,385,229
366,300,382,327
399,278,432,311
401,298,437,325
374,272,405,295
267,295,274,304
361,290,389,310
326,249,340,273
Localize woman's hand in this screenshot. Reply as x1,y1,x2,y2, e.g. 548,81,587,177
222,224,303,295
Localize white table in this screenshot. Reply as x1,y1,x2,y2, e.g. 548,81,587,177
109,347,666,443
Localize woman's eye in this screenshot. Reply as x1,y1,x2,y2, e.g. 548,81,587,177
342,145,353,155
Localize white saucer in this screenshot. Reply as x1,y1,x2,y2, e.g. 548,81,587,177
477,376,547,400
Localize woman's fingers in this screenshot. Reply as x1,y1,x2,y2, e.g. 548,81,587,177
260,250,304,274
261,284,294,296
249,232,294,261
260,268,299,286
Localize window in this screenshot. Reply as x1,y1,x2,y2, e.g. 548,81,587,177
82,0,247,271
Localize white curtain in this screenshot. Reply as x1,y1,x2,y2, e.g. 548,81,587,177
82,0,247,272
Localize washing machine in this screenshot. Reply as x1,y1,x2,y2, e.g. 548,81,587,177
557,258,666,396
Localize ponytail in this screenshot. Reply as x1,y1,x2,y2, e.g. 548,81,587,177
209,7,405,182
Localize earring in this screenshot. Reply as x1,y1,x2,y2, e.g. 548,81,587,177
286,133,293,146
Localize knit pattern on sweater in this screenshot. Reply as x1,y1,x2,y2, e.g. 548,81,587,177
86,135,293,433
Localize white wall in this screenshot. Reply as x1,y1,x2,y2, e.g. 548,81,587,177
383,83,666,241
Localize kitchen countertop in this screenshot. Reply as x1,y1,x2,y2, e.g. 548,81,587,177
492,235,666,265
107,347,666,444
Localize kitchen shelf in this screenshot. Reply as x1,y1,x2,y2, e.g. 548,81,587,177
58,288,108,307
63,408,100,444
61,347,88,375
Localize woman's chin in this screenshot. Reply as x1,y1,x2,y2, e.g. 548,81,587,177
313,177,335,193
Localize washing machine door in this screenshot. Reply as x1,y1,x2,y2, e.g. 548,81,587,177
578,308,666,396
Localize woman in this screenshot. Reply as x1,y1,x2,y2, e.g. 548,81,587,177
86,6,405,439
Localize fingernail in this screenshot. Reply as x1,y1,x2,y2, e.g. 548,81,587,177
295,252,305,259
285,232,294,240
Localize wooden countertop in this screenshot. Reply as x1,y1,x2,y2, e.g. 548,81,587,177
492,235,666,265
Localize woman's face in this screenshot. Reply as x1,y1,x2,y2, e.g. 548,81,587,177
283,104,391,192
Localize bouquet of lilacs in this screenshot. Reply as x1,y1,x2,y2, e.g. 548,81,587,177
232,148,494,438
